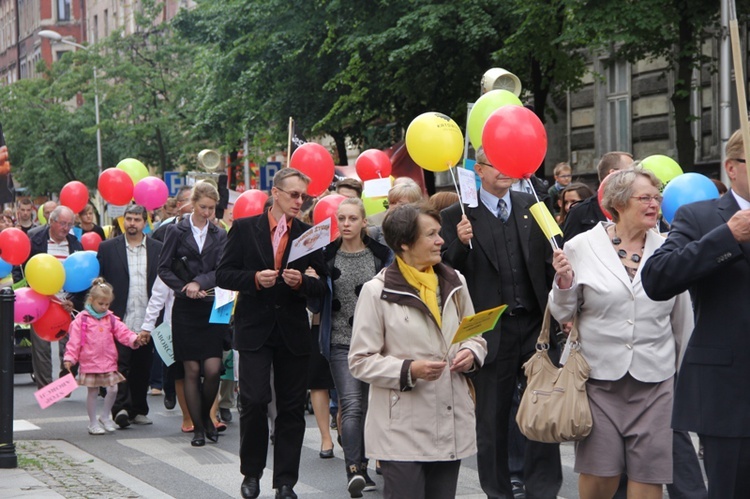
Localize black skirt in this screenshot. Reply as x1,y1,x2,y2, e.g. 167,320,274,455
308,325,334,390
171,297,226,361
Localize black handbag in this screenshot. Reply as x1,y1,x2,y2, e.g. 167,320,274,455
170,255,195,283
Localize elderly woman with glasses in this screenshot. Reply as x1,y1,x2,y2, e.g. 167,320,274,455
348,203,487,499
548,168,694,499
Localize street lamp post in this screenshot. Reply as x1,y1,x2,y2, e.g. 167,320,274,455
39,30,102,178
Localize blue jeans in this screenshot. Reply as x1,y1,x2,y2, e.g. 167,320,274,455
329,344,369,469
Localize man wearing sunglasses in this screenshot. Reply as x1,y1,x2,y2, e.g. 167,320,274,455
217,168,327,499
14,206,84,389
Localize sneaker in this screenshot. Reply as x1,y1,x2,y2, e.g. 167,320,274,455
114,409,131,428
346,471,365,498
98,417,116,432
219,408,232,423
88,424,106,435
129,414,153,425
360,466,376,491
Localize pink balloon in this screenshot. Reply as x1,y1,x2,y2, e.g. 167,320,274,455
234,190,268,219
356,149,392,181
15,288,51,324
481,106,547,179
289,143,335,197
133,177,169,211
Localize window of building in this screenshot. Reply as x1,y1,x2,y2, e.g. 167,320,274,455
605,60,631,152
93,15,98,43
104,9,109,37
58,0,71,21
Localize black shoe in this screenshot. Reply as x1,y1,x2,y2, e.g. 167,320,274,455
319,447,334,459
241,476,260,499
275,484,297,499
205,421,219,443
164,393,176,410
219,407,232,422
360,464,376,491
347,467,366,498
114,410,130,429
191,432,205,447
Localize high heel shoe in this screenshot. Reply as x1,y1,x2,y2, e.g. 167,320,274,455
191,430,206,447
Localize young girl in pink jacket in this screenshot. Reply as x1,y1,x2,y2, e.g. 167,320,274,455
64,278,146,435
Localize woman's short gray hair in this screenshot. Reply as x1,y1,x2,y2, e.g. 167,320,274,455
382,202,440,256
601,165,661,223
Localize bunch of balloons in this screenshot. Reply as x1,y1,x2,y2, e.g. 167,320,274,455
98,158,168,209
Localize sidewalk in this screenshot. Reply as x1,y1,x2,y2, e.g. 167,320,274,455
0,439,173,499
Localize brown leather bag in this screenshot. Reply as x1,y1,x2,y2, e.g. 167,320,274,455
516,306,593,443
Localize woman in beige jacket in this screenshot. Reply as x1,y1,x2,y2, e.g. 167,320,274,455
349,203,487,499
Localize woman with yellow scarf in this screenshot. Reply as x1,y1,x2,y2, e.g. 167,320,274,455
349,203,487,499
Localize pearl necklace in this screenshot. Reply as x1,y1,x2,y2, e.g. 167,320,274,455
611,226,644,263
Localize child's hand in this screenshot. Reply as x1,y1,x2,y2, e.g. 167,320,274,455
63,361,73,372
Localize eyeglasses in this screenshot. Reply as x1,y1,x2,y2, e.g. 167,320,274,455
732,158,746,164
54,220,74,228
631,195,663,205
276,187,310,201
557,174,572,179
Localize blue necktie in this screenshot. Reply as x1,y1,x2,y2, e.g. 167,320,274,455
498,199,509,222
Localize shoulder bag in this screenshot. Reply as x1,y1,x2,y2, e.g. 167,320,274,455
515,306,593,443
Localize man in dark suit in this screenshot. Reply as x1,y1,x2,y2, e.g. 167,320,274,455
216,168,327,499
16,205,82,388
441,147,561,499
97,204,162,428
642,129,750,498
562,151,633,244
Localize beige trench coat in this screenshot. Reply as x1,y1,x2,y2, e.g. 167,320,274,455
349,263,487,462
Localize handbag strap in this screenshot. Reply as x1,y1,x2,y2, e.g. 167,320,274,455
536,305,581,349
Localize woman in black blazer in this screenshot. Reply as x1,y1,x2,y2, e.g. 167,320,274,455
158,181,227,447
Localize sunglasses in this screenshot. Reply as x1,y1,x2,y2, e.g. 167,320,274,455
276,187,310,201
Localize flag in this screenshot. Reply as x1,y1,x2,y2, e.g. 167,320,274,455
529,201,562,241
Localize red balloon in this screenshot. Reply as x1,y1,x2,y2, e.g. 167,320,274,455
59,181,90,214
289,143,335,197
313,194,346,241
33,301,72,341
0,228,30,265
98,168,134,206
81,232,103,252
481,106,547,179
355,149,392,181
597,174,614,221
233,190,269,220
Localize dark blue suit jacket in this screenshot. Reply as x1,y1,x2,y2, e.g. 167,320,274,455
642,191,750,437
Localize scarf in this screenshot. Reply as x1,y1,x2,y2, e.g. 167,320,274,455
396,256,441,328
85,303,107,320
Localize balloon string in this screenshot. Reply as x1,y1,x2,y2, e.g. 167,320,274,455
524,176,559,251
449,167,472,250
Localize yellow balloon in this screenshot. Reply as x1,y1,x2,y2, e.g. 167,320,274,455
362,196,388,217
116,158,149,185
405,112,464,172
26,254,65,296
37,205,46,225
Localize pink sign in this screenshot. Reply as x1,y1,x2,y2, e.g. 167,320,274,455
34,373,78,409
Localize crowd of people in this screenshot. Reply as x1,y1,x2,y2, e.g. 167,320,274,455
11,130,750,499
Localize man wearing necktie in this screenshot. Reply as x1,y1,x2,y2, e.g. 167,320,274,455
440,147,562,499
217,168,328,499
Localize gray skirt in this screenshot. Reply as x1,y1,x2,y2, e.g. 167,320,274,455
574,372,674,484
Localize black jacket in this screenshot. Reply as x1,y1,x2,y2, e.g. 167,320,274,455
561,195,606,245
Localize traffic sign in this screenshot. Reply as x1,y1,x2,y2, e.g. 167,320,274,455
164,171,185,196
260,162,282,191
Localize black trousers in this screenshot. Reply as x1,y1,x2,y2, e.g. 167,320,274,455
112,339,153,418
238,336,309,488
380,460,461,499
700,435,750,499
475,313,562,499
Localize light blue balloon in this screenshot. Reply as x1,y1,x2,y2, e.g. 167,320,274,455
63,251,100,293
661,173,719,225
0,257,11,278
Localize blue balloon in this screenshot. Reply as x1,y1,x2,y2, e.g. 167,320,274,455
63,251,100,293
661,173,719,225
0,257,11,279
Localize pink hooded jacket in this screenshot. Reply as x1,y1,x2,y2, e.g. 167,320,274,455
64,310,138,374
